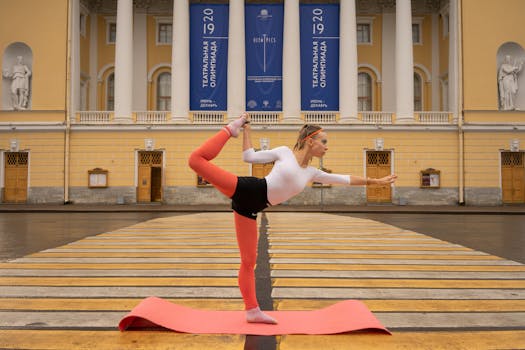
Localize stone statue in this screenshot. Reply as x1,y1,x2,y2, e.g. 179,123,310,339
2,56,31,110
498,55,523,110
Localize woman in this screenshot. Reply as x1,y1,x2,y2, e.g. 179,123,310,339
188,113,397,324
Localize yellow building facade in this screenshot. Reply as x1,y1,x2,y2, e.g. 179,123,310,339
0,0,524,206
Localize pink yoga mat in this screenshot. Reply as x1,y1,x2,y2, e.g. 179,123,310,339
118,297,391,335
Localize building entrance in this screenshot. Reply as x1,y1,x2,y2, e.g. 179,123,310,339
137,151,163,203
4,152,28,203
366,151,392,203
501,152,525,204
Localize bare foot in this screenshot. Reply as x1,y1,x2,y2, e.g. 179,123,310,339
246,307,278,324
225,114,247,138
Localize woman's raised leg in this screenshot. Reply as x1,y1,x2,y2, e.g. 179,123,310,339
188,116,246,197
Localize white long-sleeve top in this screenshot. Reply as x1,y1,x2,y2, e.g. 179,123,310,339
243,146,351,205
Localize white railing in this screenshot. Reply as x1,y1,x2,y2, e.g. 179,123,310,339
73,110,455,126
303,111,338,124
135,111,169,124
76,111,112,124
416,111,452,124
361,111,394,124
250,112,281,124
191,111,225,124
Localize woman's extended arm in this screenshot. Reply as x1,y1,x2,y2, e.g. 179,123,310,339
242,114,253,151
241,115,281,164
350,174,398,186
312,168,397,186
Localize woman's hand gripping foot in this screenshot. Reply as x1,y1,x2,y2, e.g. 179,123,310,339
226,113,248,138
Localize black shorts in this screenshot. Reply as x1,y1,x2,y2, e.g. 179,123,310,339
231,176,269,220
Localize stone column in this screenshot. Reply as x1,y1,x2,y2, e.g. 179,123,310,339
339,0,359,123
133,11,148,111
70,0,80,120
89,12,98,110
171,0,190,122
227,0,245,121
395,0,414,122
448,0,459,121
431,13,440,111
114,0,133,122
282,0,302,123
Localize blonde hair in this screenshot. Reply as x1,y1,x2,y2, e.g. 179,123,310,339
293,124,323,151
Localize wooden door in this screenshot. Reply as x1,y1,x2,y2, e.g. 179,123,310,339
502,152,525,203
137,151,162,202
137,165,151,202
366,151,391,203
252,162,274,179
4,152,28,203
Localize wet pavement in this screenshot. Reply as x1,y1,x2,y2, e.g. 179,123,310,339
341,213,525,264
0,207,524,349
2,209,523,264
0,212,177,261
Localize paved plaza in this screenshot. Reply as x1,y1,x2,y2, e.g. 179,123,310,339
0,211,524,349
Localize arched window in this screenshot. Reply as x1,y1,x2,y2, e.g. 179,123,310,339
414,72,422,111
358,72,372,111
157,72,171,111
106,73,114,111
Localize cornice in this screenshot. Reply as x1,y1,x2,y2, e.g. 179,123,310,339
0,122,66,131
67,123,460,132
461,123,525,131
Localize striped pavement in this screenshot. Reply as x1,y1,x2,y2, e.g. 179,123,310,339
0,212,524,349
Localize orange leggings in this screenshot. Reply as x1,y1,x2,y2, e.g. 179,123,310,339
188,129,259,310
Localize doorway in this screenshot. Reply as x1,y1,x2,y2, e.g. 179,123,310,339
137,151,163,203
501,151,525,203
366,151,392,203
4,152,28,203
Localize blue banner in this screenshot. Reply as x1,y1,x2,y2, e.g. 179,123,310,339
300,4,340,110
190,4,228,110
245,4,283,111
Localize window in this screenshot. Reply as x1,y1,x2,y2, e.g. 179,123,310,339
357,23,371,44
412,23,421,44
414,73,422,111
80,13,87,37
157,23,172,44
443,14,449,37
358,72,372,111
107,73,115,110
157,72,171,111
80,80,88,111
107,22,116,44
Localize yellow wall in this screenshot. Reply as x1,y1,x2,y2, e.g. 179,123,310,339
97,16,114,75
413,15,434,110
439,13,449,79
357,15,382,77
0,131,65,186
462,0,525,114
147,15,172,73
80,14,90,76
357,15,383,110
464,132,524,187
67,129,459,190
413,15,433,72
0,0,68,112
329,130,458,188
